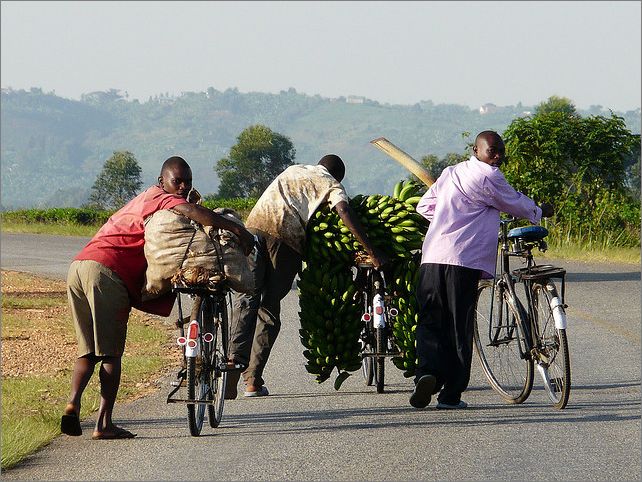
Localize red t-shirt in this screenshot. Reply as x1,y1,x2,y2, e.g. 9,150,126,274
76,185,187,314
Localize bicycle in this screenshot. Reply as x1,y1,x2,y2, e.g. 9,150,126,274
474,216,571,409
355,261,400,393
166,279,243,436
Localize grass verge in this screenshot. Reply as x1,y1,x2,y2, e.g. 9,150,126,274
1,221,100,237
1,270,180,470
537,245,640,265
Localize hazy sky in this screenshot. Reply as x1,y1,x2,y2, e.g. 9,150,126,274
2,1,640,111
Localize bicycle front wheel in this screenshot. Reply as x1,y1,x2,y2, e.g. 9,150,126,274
208,296,228,427
532,281,571,409
474,280,534,404
361,349,374,386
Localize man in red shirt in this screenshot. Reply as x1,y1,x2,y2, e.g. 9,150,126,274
61,156,254,439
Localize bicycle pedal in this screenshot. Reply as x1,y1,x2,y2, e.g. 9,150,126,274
219,362,246,372
171,379,187,387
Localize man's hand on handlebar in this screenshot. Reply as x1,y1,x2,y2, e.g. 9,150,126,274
540,202,554,218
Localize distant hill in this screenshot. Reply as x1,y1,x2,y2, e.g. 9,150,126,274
1,87,640,209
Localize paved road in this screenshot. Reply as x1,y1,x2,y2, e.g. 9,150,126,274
1,233,640,480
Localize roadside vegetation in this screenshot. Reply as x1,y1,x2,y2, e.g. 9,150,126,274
0,270,180,470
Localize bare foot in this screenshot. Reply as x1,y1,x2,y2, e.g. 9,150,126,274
91,426,136,440
64,403,79,417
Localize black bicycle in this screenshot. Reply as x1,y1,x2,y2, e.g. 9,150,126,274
167,284,242,436
474,217,571,409
356,262,400,393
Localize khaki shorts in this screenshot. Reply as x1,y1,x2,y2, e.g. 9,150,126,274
67,260,131,357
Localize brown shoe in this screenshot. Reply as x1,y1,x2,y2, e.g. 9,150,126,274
243,385,269,397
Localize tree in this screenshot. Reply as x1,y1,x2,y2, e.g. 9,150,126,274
535,95,577,116
215,124,296,197
88,151,142,210
503,112,637,202
417,152,468,182
502,110,640,246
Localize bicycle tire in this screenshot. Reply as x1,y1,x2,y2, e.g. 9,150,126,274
187,297,211,437
360,285,374,386
474,279,534,404
361,348,374,386
375,326,385,393
532,281,571,409
186,355,205,436
208,295,228,427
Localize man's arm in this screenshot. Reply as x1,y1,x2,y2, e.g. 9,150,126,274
416,184,437,221
334,201,389,269
172,202,255,255
486,174,549,224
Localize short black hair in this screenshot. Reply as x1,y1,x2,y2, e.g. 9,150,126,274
160,156,190,176
475,130,502,145
318,154,345,181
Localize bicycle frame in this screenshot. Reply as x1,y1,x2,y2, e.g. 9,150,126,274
491,218,567,361
358,265,399,358
356,263,400,393
167,286,228,405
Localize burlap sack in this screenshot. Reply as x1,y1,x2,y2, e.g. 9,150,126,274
206,208,255,295
142,208,254,301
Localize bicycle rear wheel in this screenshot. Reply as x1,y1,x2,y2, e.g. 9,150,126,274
187,299,212,437
532,281,571,409
374,326,385,393
208,295,228,427
474,280,534,404
360,288,374,386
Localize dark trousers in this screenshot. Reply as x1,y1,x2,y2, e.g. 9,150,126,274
415,263,481,405
228,233,301,387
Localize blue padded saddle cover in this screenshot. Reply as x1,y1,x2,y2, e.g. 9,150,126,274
507,225,549,241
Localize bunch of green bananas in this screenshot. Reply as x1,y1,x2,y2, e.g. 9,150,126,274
298,261,362,387
388,256,421,377
299,179,428,388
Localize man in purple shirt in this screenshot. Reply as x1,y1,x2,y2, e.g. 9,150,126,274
410,130,553,409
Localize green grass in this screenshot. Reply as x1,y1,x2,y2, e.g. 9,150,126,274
1,325,172,470
1,377,93,469
1,221,100,237
2,294,67,310
1,271,177,470
540,245,640,265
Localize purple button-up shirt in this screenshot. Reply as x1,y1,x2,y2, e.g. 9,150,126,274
417,156,542,278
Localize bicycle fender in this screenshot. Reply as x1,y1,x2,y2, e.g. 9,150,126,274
373,293,386,328
185,320,200,358
550,296,567,329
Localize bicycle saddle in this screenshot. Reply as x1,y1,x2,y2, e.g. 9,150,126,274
507,225,549,241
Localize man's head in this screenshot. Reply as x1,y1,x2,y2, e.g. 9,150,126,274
473,131,506,168
318,154,345,182
158,156,192,198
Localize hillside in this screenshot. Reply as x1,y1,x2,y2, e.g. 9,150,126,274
1,87,640,209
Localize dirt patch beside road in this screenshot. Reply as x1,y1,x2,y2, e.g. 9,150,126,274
1,270,181,379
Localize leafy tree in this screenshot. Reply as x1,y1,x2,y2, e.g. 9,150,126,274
416,152,468,182
87,151,142,210
502,111,640,246
624,138,641,201
215,124,296,197
535,95,578,116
